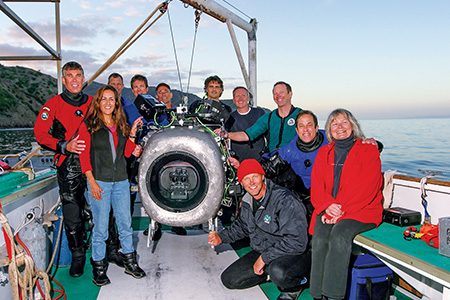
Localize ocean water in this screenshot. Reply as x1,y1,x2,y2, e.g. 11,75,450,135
362,118,450,180
1,118,449,181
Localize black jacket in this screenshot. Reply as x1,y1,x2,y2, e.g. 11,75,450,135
219,179,309,263
89,125,128,182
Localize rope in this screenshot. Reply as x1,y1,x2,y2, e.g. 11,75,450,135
47,212,63,274
420,176,431,224
0,210,51,299
85,1,168,86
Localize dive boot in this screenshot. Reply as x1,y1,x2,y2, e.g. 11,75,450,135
67,228,86,277
121,251,146,279
69,247,86,277
91,258,111,286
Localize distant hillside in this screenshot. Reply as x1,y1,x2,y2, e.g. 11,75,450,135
0,64,57,128
0,64,204,128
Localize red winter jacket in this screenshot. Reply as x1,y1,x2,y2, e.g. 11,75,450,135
309,139,383,235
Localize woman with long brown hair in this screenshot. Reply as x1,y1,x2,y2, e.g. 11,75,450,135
79,85,145,286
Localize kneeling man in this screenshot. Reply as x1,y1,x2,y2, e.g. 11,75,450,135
208,159,311,300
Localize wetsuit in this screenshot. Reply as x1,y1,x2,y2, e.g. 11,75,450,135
34,91,92,265
245,106,301,154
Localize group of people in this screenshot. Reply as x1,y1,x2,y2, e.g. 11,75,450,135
34,60,384,300
207,81,383,300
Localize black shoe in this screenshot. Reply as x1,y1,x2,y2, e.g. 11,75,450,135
107,248,124,268
121,251,146,279
91,258,111,286
143,227,149,236
69,248,86,277
171,226,187,235
277,290,302,300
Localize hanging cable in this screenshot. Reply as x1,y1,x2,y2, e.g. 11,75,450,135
221,0,251,20
167,7,184,93
186,9,202,94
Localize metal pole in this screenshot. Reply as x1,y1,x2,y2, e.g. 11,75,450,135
225,20,250,89
180,0,253,33
0,0,59,58
55,0,62,93
248,19,257,106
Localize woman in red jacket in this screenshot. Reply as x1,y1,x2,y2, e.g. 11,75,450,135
309,109,383,300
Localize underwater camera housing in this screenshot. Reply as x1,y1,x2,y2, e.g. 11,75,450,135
261,152,289,178
134,94,167,122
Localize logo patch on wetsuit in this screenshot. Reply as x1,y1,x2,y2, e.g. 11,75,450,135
287,118,295,126
41,112,49,120
263,214,272,224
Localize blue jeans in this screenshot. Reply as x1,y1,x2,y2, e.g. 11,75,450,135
87,179,134,261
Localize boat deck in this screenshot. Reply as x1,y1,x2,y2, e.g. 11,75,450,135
52,220,286,300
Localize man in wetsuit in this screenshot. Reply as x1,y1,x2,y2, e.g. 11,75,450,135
34,61,92,277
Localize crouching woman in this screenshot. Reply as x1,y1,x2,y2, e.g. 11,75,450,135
79,85,145,286
309,108,383,300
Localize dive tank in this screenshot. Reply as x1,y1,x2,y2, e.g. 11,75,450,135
19,215,49,271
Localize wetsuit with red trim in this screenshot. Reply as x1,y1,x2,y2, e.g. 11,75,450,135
34,90,92,276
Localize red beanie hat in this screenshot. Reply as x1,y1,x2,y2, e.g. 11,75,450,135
237,159,265,182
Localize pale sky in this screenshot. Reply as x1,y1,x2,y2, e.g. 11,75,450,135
1,0,449,120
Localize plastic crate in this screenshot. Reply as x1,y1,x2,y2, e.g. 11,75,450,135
346,254,393,300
